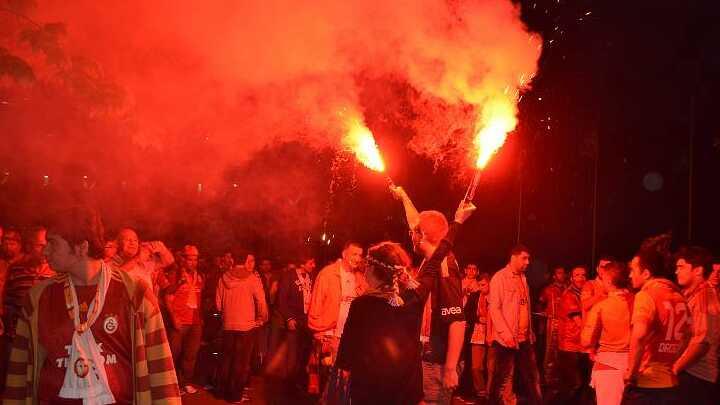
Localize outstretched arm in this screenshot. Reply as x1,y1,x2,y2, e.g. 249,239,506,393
390,186,420,230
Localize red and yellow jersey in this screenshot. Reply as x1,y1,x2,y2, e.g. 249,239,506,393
558,287,583,352
632,279,690,388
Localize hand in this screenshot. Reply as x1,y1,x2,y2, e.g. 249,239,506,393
500,336,518,349
149,241,166,253
389,185,408,201
287,319,298,331
442,366,459,390
454,200,476,224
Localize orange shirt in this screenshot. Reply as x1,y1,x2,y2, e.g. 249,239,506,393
581,290,633,353
632,279,690,388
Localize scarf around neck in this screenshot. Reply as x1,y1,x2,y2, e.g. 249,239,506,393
59,262,116,405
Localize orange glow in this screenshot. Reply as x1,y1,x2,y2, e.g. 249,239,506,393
343,117,386,172
472,98,517,169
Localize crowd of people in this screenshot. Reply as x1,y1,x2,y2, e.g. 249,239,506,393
0,189,718,405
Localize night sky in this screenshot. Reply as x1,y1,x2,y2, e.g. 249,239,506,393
1,0,718,272
339,0,720,272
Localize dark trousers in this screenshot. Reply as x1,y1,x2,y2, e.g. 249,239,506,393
621,386,679,405
167,322,202,385
0,335,10,395
471,344,488,397
487,342,542,405
256,323,270,368
553,350,592,405
266,325,311,385
218,329,256,401
677,372,716,405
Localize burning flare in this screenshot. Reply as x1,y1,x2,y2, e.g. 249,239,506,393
472,98,517,169
464,97,518,202
343,117,386,172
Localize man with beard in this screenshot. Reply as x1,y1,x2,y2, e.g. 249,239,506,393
486,245,543,405
307,242,365,395
112,228,174,295
391,186,466,405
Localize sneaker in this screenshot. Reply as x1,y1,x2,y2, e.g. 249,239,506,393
183,385,198,394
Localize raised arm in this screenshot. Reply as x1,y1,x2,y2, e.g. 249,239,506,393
410,200,476,303
149,241,175,270
390,185,421,230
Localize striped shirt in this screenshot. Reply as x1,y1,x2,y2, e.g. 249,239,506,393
3,267,181,405
684,281,720,383
2,260,54,337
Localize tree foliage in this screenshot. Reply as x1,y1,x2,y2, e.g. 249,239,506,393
1,0,124,112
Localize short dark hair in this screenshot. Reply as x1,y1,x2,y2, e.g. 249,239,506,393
675,246,713,279
635,247,666,279
47,206,105,259
477,272,491,282
510,244,530,257
604,261,629,289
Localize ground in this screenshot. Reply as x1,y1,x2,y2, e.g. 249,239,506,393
180,377,472,404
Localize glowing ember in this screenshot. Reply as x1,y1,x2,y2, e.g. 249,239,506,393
343,118,386,172
472,99,517,169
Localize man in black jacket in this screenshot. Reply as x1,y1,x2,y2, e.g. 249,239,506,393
268,257,316,392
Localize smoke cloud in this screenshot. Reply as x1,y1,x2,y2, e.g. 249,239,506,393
0,0,540,258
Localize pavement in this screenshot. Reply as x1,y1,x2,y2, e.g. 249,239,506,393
179,377,474,404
